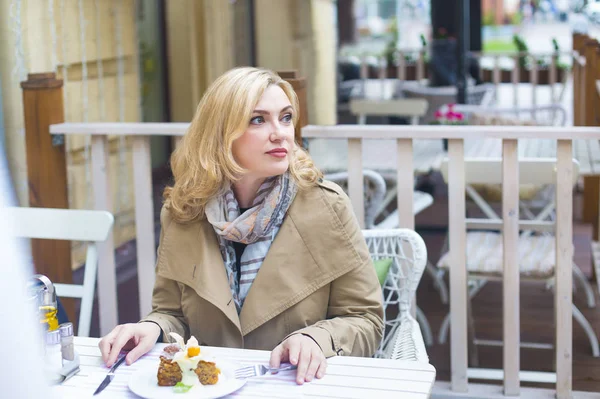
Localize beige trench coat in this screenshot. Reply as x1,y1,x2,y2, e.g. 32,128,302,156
141,180,384,358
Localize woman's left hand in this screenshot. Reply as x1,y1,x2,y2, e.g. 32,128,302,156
269,334,327,385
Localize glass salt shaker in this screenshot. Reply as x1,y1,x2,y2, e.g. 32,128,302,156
45,329,63,371
59,322,75,361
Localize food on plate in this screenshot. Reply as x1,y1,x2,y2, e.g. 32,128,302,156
157,332,220,388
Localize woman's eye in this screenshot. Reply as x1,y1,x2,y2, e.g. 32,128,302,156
281,113,293,123
250,116,264,125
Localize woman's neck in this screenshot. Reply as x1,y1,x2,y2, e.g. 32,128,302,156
232,176,265,208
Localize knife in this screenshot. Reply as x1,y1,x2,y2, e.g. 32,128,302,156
93,354,127,395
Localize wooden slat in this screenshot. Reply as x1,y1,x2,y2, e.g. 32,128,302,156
550,56,557,103
583,176,600,241
302,125,600,140
502,139,520,396
360,55,368,80
132,136,156,318
448,139,468,392
465,219,555,232
584,40,597,127
396,139,414,230
512,55,519,108
397,51,406,81
91,135,118,336
531,62,538,113
417,50,424,81
347,139,364,228
50,123,600,141
573,56,580,126
555,140,573,399
349,99,428,118
434,381,600,398
579,61,586,127
493,56,500,103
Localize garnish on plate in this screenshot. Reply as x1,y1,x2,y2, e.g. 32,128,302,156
157,332,220,389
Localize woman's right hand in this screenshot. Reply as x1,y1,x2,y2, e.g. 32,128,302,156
98,322,161,367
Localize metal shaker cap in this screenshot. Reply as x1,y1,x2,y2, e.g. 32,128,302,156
32,274,56,306
46,329,61,345
59,322,74,337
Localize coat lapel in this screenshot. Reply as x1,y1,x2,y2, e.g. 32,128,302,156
157,219,241,332
239,184,362,335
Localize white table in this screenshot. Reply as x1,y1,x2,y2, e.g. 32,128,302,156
52,337,436,398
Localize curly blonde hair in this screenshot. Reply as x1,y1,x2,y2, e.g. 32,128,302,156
164,67,322,223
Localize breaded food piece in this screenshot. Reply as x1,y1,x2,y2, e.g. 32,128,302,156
157,356,182,387
195,361,220,385
157,357,220,386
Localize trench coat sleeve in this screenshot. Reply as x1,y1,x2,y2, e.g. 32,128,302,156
286,184,384,358
138,206,190,342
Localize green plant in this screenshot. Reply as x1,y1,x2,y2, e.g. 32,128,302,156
420,33,427,48
384,18,399,66
513,34,529,68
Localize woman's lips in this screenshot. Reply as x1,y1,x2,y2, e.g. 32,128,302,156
266,149,287,158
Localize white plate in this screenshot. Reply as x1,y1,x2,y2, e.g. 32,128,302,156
128,360,246,399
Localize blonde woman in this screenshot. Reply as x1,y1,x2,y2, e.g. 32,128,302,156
99,67,383,384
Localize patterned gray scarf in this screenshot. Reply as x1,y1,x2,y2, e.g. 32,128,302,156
205,172,297,312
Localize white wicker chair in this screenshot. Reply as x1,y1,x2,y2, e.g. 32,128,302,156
362,229,429,362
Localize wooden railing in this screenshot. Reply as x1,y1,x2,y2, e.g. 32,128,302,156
48,121,600,398
345,49,573,107
302,124,600,399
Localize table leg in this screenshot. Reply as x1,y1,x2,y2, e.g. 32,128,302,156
582,176,599,282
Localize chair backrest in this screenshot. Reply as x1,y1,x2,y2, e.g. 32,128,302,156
440,158,580,232
349,98,428,125
2,207,114,337
438,103,568,126
325,170,386,228
362,228,427,322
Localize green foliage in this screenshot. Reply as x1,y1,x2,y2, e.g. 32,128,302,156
513,34,529,68
483,39,518,53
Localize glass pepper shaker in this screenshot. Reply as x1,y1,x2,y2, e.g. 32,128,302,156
59,322,75,361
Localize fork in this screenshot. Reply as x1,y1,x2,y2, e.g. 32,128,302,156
234,363,297,379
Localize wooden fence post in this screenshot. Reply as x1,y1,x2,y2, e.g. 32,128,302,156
21,72,74,322
582,40,600,247
278,70,308,146
572,33,581,126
